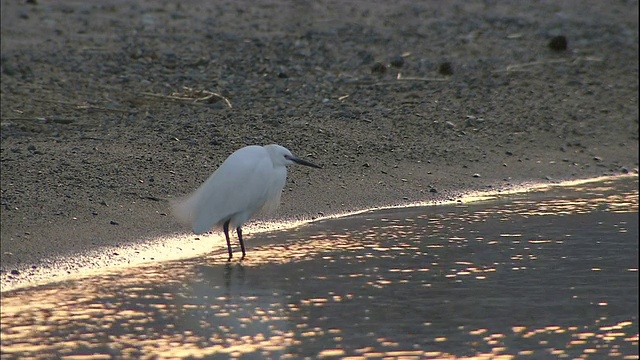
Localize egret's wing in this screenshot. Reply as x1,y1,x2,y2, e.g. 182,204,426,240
174,146,278,234
171,148,257,231
192,152,274,233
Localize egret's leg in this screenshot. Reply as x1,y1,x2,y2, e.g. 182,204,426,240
223,220,233,261
237,227,246,259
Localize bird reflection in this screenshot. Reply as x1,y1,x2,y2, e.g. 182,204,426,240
195,262,246,293
223,263,245,289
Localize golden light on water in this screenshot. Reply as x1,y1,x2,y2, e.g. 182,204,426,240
1,176,638,358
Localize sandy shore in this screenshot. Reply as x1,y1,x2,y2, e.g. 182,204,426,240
1,0,638,289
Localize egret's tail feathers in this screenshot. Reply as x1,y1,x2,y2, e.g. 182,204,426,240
170,194,197,226
171,192,219,235
192,218,214,235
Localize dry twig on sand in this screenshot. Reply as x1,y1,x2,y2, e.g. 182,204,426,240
141,87,232,108
39,99,133,113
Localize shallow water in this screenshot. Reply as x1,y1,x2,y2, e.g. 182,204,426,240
1,177,638,359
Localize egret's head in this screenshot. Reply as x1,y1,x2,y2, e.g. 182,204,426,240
264,144,322,169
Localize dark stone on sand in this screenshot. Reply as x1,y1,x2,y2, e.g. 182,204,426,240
371,62,386,74
390,56,405,68
549,35,568,51
439,62,453,76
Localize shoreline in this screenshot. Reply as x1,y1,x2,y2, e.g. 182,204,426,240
2,173,636,292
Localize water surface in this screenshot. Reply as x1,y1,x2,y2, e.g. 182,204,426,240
1,176,638,359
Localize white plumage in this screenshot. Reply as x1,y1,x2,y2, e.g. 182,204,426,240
172,144,321,260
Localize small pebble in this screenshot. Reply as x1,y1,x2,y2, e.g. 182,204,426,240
110,220,119,225
371,62,387,74
473,173,481,178
390,56,405,68
10,269,19,275
548,35,568,51
439,62,453,76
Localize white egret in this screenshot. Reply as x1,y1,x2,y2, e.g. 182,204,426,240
172,144,321,261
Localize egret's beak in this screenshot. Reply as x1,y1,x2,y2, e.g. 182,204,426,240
288,155,322,169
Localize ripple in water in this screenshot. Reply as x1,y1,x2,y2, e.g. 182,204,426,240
1,176,638,359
